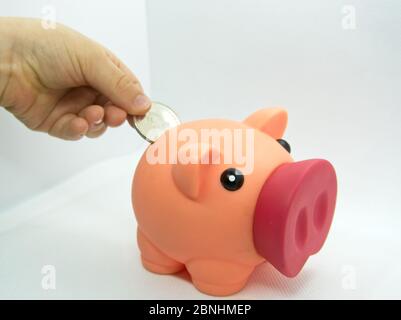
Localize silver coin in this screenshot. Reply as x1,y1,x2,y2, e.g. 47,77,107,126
129,102,181,143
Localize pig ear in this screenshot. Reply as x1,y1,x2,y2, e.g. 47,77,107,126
171,144,220,200
243,108,288,139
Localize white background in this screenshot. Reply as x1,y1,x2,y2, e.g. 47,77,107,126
1,0,401,299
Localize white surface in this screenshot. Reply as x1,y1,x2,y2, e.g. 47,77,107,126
0,0,150,212
1,147,400,299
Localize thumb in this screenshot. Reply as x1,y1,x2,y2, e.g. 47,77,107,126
82,48,151,115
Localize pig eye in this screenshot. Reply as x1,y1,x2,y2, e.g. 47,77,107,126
220,168,244,191
277,139,291,153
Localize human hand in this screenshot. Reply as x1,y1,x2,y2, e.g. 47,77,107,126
0,17,151,140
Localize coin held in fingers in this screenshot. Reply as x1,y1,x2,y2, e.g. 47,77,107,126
129,102,181,143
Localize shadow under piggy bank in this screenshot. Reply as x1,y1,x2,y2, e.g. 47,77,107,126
172,263,313,298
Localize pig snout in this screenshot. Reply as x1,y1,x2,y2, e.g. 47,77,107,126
253,159,337,278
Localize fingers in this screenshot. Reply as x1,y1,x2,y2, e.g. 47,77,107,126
78,105,107,138
78,104,104,126
78,102,129,138
38,87,98,132
44,88,106,140
42,88,132,140
82,47,151,115
96,95,137,127
104,104,127,127
48,113,88,140
48,106,108,140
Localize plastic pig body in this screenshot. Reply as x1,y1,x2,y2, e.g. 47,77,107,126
132,108,337,296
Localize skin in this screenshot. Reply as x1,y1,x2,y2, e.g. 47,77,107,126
0,17,151,140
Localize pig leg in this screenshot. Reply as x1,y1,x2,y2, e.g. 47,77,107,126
186,260,254,296
137,228,184,274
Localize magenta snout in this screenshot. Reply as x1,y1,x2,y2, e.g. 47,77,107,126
253,159,337,277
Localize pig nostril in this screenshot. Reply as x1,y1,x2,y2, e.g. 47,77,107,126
313,192,329,230
295,208,308,250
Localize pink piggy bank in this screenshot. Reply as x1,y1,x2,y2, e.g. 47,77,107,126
132,108,337,296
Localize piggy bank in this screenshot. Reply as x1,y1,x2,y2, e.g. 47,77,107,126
132,108,337,296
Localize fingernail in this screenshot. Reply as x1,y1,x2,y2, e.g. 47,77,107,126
91,122,106,131
94,118,103,125
133,95,151,112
